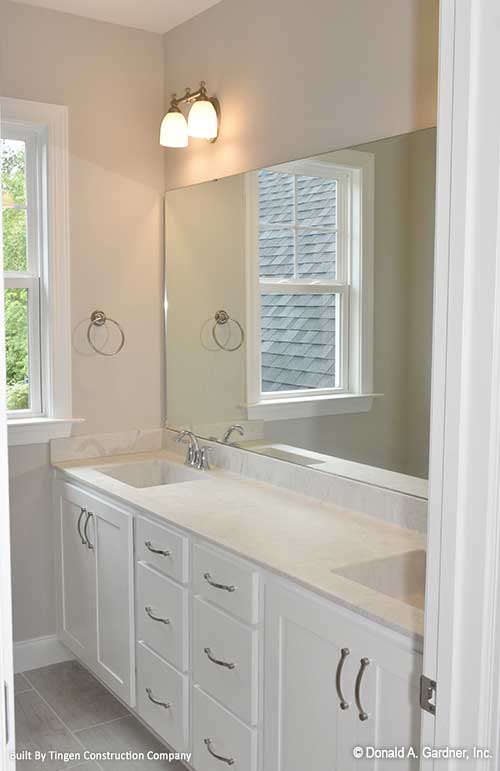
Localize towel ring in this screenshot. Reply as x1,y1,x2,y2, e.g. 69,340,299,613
212,310,244,352
87,310,125,356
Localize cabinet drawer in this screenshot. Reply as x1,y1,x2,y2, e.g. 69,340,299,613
136,517,188,584
136,563,188,671
193,598,258,725
193,543,259,624
193,686,257,771
136,642,188,753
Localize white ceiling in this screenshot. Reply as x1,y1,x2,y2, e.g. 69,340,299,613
9,0,224,33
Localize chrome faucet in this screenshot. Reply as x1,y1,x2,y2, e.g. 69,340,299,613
222,424,245,444
176,430,201,467
176,430,213,471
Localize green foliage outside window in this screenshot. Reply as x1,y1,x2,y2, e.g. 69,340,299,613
2,141,30,410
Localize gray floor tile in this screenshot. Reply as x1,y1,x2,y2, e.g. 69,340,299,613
24,661,129,731
14,673,32,694
76,716,185,770
15,690,83,771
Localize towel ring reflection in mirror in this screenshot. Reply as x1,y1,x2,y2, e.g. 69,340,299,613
212,310,245,352
87,310,125,356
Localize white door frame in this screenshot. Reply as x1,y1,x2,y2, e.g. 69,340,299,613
0,104,16,769
422,0,500,766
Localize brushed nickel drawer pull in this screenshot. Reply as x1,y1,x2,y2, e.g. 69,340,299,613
145,540,171,557
203,572,236,593
204,646,236,670
335,647,350,710
204,738,234,765
83,511,94,550
145,606,171,625
145,687,171,709
355,657,370,721
77,507,87,545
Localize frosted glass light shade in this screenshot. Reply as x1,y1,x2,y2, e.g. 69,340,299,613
160,110,188,148
188,98,218,139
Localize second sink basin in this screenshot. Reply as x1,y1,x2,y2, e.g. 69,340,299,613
97,459,208,489
332,550,426,609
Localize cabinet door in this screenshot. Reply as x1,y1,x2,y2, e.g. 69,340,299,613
348,637,421,771
264,581,422,771
264,582,354,771
87,494,135,707
58,483,96,667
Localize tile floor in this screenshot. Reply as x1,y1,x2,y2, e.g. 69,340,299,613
14,661,187,771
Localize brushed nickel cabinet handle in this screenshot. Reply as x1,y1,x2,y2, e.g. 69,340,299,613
77,507,87,545
355,657,370,721
145,687,171,709
204,738,234,765
204,646,236,670
203,572,236,593
145,540,171,557
145,605,171,625
335,647,350,710
83,511,94,550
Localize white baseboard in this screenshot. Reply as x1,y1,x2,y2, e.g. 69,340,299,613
14,634,74,673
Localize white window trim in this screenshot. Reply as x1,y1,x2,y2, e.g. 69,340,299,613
1,96,82,445
244,151,377,421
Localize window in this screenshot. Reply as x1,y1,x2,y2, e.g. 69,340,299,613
2,127,43,416
1,97,75,445
245,153,375,420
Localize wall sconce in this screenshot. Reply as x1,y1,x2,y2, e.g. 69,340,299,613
160,81,220,148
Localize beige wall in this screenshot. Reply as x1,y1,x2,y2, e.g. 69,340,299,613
166,175,246,427
163,0,438,190
2,1,165,641
166,131,436,477
7,444,55,641
2,1,166,436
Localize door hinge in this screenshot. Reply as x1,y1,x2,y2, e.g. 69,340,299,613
420,674,437,715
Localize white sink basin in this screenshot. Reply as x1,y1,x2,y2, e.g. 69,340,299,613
96,459,208,489
332,550,426,609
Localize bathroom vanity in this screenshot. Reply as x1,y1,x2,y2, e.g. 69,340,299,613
52,436,425,770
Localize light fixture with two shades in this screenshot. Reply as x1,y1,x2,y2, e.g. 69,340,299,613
160,81,220,148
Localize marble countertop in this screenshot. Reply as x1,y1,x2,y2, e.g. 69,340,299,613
54,450,426,642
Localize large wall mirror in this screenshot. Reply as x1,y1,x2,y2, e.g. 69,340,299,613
165,128,436,498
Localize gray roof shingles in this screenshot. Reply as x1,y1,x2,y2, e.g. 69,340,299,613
258,168,338,392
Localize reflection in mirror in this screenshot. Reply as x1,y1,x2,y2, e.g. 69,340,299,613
165,129,436,497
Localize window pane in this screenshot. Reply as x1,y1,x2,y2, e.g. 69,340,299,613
4,288,30,410
296,175,337,228
2,139,26,206
259,228,294,278
258,169,294,225
2,207,27,271
297,231,337,279
261,293,337,392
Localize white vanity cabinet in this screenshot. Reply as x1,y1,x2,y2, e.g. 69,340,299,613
264,581,422,771
55,476,422,771
56,481,135,707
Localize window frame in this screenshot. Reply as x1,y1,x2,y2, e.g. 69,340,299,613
245,151,376,421
1,97,78,445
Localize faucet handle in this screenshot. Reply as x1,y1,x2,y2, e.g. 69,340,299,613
222,424,245,444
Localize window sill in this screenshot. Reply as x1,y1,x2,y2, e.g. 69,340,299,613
245,393,381,421
7,417,85,447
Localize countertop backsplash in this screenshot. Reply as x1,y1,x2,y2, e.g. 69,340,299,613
51,427,427,533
